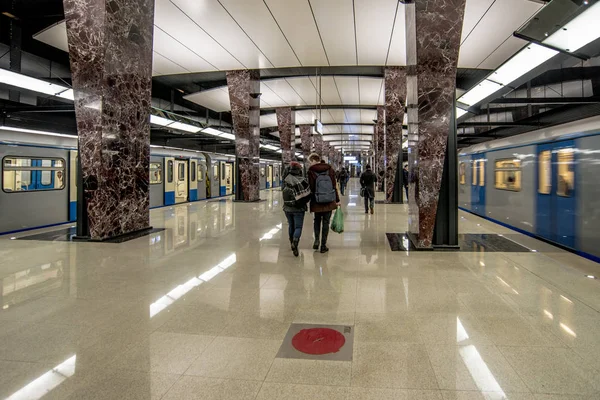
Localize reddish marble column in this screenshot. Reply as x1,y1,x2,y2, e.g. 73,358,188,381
329,146,336,169
385,67,406,203
375,106,385,190
299,125,312,170
313,135,323,158
276,107,296,166
64,0,154,240
226,70,261,202
405,0,466,248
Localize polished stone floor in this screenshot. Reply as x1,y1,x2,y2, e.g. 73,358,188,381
1,179,600,399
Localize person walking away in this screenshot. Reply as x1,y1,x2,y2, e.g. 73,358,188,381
308,153,340,253
282,162,311,257
403,165,409,201
360,165,377,214
338,167,349,196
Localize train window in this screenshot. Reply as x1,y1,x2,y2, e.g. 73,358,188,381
178,163,185,181
197,165,203,181
213,164,218,178
191,162,196,182
472,161,477,185
167,160,173,183
538,151,551,194
478,160,485,186
459,162,466,185
2,157,65,192
557,149,574,197
221,163,225,178
150,162,162,184
494,159,521,191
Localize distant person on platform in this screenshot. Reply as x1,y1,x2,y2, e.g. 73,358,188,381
282,162,310,257
403,165,409,200
338,167,349,196
308,153,340,253
360,164,377,214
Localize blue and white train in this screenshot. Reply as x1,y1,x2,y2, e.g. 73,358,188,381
0,128,282,235
458,115,600,262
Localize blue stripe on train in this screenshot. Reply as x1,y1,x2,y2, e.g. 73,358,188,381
165,191,175,205
189,189,198,202
220,186,226,196
69,201,77,222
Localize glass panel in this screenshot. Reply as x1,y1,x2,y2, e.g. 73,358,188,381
2,157,65,192
178,163,185,181
198,165,203,181
479,160,485,186
167,160,173,183
150,162,162,184
557,148,574,197
538,151,551,194
472,161,477,185
494,159,521,191
191,162,196,182
459,162,466,185
213,164,218,178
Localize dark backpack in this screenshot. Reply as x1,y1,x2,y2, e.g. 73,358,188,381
314,170,336,203
282,175,311,208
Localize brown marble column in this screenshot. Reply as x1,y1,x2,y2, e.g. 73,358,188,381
313,135,323,158
375,106,385,190
226,70,261,202
329,146,336,169
405,0,466,248
299,125,312,170
385,67,406,203
276,107,295,166
64,0,154,240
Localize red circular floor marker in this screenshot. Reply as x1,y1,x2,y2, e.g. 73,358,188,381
291,328,346,355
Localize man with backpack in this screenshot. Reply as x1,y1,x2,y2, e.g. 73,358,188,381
282,162,311,257
338,167,349,196
307,153,340,253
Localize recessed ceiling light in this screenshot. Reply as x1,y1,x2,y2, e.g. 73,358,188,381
586,275,596,279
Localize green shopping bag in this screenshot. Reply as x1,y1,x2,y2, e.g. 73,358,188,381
331,207,344,234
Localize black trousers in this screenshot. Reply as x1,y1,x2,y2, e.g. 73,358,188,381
313,211,332,244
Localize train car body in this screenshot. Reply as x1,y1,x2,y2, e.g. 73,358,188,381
459,115,600,262
0,128,281,235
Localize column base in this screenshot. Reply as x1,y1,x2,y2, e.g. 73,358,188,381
73,226,158,243
406,231,461,251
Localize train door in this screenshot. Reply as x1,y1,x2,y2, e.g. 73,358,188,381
198,161,207,200
164,157,175,205
471,154,486,216
175,159,188,203
267,165,273,189
536,140,576,248
225,163,233,195
189,159,198,201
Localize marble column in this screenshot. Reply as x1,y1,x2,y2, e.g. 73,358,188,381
329,146,336,169
276,107,295,166
299,125,312,170
375,106,385,190
314,135,323,158
385,67,406,203
226,70,261,202
323,142,330,163
64,0,154,240
405,0,466,248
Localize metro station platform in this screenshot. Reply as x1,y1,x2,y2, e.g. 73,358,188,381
1,179,600,400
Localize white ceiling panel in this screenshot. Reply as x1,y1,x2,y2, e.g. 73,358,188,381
171,0,270,69
184,87,230,112
458,0,543,68
286,77,319,106
477,36,528,70
335,77,360,105
355,0,398,65
263,0,328,66
218,0,300,67
360,110,377,124
326,109,347,124
152,52,189,76
262,79,308,107
359,78,383,105
310,0,356,65
153,26,214,72
386,4,407,66
155,0,243,70
258,84,281,108
310,77,343,105
343,109,362,124
33,21,69,52
260,113,278,128
461,0,495,42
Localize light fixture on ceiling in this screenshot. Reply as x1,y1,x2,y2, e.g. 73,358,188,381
0,126,76,139
150,115,174,127
490,44,558,86
0,68,72,100
456,108,468,119
168,121,202,133
459,79,504,107
544,1,600,53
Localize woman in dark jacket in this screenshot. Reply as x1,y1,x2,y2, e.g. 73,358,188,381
307,153,340,253
360,164,377,214
282,162,309,257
